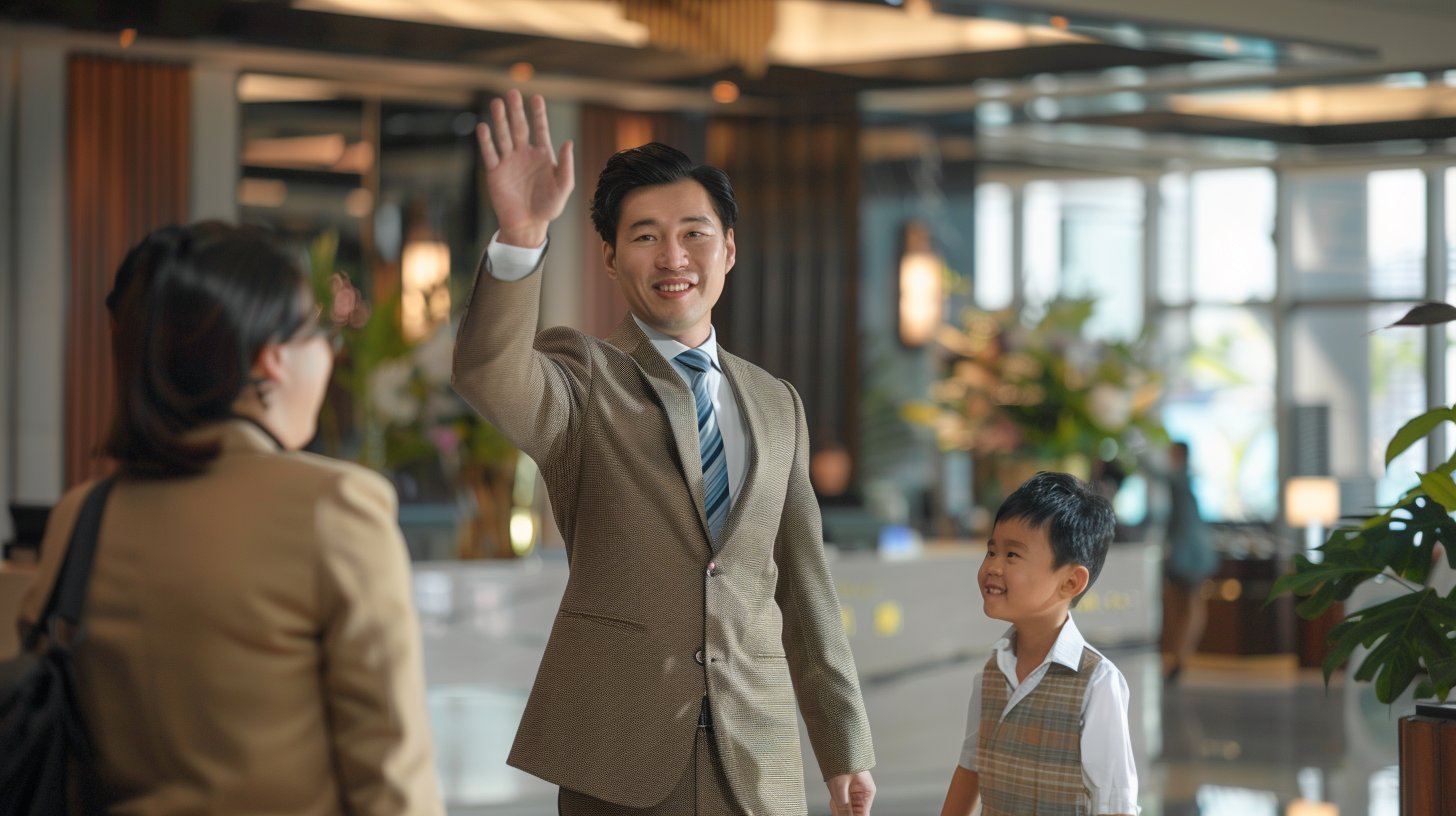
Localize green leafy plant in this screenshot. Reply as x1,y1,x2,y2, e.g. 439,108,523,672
1270,303,1456,704
307,231,515,475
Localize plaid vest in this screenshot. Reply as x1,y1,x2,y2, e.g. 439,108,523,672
977,647,1101,816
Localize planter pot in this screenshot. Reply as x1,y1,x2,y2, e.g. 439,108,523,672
1400,707,1456,814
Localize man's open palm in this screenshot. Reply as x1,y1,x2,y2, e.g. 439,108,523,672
477,89,574,248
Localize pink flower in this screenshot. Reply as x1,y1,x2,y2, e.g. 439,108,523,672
429,425,460,456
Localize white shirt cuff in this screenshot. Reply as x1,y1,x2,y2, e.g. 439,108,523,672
1094,791,1141,815
486,231,547,282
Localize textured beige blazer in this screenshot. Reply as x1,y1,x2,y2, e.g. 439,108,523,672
17,420,442,816
453,254,875,815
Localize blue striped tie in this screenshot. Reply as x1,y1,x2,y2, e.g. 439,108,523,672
676,348,731,538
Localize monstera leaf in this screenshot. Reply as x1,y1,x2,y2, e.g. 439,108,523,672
1319,588,1456,703
1387,406,1456,468
1272,494,1455,619
1271,441,1456,703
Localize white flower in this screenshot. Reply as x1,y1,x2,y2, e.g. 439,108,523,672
414,323,456,386
1088,384,1133,432
370,359,420,426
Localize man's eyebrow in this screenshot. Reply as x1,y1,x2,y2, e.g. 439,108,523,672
996,539,1027,549
626,215,714,230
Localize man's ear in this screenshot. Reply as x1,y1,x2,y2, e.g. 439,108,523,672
1063,564,1090,601
601,240,618,281
724,227,736,275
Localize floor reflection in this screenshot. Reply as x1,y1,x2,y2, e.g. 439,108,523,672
423,560,1402,816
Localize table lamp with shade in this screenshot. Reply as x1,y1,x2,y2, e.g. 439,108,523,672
1285,477,1340,563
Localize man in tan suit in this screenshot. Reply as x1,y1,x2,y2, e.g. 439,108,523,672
453,91,875,815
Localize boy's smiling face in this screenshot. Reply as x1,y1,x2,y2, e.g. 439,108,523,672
979,516,1090,625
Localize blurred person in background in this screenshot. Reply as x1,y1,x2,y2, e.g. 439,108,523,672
1161,441,1218,685
811,439,862,510
17,223,442,815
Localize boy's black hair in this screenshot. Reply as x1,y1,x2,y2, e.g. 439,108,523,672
994,471,1116,599
589,142,738,246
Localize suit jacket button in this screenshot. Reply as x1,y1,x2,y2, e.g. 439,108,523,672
707,561,717,577
695,649,706,665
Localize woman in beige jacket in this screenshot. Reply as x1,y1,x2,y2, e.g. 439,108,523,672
19,223,442,815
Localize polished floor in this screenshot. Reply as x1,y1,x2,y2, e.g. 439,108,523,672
420,553,1401,816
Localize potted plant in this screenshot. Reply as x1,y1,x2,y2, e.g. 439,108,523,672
1269,302,1456,704
308,232,523,558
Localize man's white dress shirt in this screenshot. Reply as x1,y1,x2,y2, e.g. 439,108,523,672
485,233,748,505
958,614,1141,815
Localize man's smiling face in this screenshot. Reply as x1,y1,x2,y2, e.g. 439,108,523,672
602,178,735,345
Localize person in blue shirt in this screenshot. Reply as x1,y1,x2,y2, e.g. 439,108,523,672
1162,441,1219,685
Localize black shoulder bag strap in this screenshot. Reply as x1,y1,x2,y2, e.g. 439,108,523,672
23,476,118,651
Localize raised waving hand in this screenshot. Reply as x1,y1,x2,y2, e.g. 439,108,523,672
477,89,575,249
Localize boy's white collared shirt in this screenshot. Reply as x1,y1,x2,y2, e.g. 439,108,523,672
958,614,1141,815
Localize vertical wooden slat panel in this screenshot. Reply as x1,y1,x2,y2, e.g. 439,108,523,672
708,102,860,461
66,56,190,487
577,104,705,339
571,102,859,458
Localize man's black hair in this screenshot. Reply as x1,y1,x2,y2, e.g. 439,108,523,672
590,142,738,246
994,471,1116,600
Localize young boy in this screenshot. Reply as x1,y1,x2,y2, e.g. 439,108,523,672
940,471,1139,816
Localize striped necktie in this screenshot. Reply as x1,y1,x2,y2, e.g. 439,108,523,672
676,348,731,538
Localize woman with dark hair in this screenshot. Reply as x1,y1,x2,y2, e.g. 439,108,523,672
18,222,442,815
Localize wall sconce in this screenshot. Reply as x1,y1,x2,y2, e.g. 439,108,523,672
401,236,451,342
898,221,942,347
1285,477,1340,563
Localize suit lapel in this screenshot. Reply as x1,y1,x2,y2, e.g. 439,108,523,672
715,350,766,553
608,315,713,544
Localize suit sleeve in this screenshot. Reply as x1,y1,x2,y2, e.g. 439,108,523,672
774,381,876,781
452,247,592,466
316,469,444,816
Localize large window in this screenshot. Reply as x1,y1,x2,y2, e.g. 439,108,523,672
1160,168,1278,521
1288,168,1432,513
976,163,1447,523
1017,177,1144,340
1160,306,1278,521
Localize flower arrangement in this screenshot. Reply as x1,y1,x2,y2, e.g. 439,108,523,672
308,232,521,557
906,300,1165,473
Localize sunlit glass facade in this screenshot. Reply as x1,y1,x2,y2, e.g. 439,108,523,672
975,162,1455,523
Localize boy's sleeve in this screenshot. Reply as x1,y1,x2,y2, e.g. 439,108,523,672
1081,663,1140,815
957,668,984,771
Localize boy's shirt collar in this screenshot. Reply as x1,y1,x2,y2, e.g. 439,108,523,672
992,613,1089,690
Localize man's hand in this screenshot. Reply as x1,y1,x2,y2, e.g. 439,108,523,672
827,771,875,816
476,89,575,249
